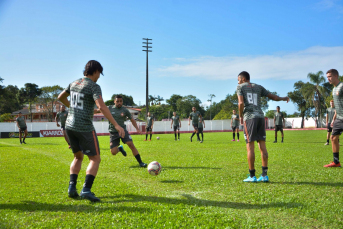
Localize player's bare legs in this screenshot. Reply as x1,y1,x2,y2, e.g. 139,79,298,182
19,129,22,143
258,141,268,167
70,151,84,174
246,142,255,171
86,155,101,176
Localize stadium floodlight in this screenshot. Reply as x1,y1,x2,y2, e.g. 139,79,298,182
142,38,152,116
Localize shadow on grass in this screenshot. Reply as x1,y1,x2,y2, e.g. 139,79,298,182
30,143,60,145
163,166,222,170
273,181,343,187
0,201,149,213
160,180,184,183
101,194,302,209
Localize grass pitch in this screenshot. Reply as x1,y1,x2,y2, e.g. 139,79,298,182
0,130,342,228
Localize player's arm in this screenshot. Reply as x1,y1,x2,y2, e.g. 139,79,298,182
267,94,289,102
179,117,181,128
151,119,154,129
95,98,125,138
188,115,191,125
283,116,285,128
171,118,173,128
130,117,142,134
331,111,337,127
203,120,205,128
58,90,71,108
326,111,328,125
231,117,233,126
16,119,20,130
238,95,244,125
274,116,276,126
55,114,60,127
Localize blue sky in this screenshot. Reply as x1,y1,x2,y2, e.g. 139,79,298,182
0,0,342,114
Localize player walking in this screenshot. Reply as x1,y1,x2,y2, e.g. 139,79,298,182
324,69,341,167
188,107,202,142
171,112,181,141
273,106,285,143
231,110,240,142
106,95,147,167
58,60,125,202
55,105,71,148
198,117,205,143
16,112,27,144
325,100,335,145
237,71,289,182
145,112,154,141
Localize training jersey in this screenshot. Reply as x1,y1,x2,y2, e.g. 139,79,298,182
56,110,68,127
16,116,26,128
326,108,336,123
147,116,153,127
198,119,204,129
172,115,180,126
274,112,284,126
108,105,132,133
333,82,343,120
231,114,239,127
189,111,201,124
64,77,102,132
236,82,270,121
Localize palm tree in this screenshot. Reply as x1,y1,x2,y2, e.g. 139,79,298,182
302,71,327,127
156,95,164,105
149,95,156,105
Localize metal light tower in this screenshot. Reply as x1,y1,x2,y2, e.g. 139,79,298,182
208,94,216,120
142,38,152,116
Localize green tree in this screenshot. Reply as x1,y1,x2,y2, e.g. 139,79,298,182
176,95,204,119
166,94,182,111
38,85,63,121
111,94,136,106
0,113,13,122
18,83,42,122
155,95,164,105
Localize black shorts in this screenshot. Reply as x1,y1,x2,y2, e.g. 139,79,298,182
173,125,180,131
61,126,65,130
110,130,132,149
243,118,266,143
327,123,333,133
275,125,283,132
66,129,100,156
19,127,27,131
192,123,198,131
232,126,238,131
146,126,152,132
332,119,343,136
198,127,203,133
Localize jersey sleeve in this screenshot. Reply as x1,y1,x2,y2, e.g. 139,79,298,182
260,85,270,97
236,85,243,96
92,84,102,101
126,109,132,119
56,112,60,119
64,84,71,94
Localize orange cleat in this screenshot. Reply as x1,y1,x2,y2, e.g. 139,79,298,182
324,162,341,167
144,139,147,141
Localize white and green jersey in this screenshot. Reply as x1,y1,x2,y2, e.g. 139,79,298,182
64,77,102,132
231,114,239,127
198,119,204,129
189,111,201,124
56,110,68,126
236,82,270,121
274,112,284,126
333,81,343,120
108,105,132,133
326,108,336,123
147,116,153,127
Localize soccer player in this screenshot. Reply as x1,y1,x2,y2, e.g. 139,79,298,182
16,112,27,144
106,95,147,167
145,112,154,141
55,105,71,148
273,106,285,143
188,107,202,142
237,71,289,182
325,100,335,145
58,60,125,202
324,69,341,167
231,110,240,142
198,117,205,143
171,111,181,141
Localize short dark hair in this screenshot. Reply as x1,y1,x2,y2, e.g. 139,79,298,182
83,60,103,76
326,69,339,76
19,112,22,114
276,106,280,109
115,95,123,99
238,71,250,81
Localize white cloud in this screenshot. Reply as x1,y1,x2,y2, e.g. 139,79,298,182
157,46,343,80
314,0,343,13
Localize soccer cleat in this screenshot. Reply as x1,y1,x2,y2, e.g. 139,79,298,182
175,139,177,141
20,140,22,144
118,145,127,157
149,139,151,141
273,141,277,143
144,139,147,141
257,175,269,182
324,142,329,145
178,139,180,141
23,140,26,144
237,139,240,142
68,145,71,149
68,185,79,198
324,162,341,167
200,141,203,143
231,139,235,141
190,138,192,142
281,141,283,143
80,190,100,202
139,162,147,168
243,176,257,182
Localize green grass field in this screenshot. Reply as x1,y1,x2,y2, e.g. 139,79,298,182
0,130,342,228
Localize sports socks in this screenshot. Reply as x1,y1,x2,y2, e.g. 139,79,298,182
83,174,95,190
69,174,78,187
333,152,340,164
281,137,284,142
178,132,180,139
145,134,148,140
275,137,277,142
150,134,152,140
201,133,203,141
249,169,256,178
191,133,195,139
135,154,143,164
174,133,177,140
197,133,200,141
233,133,235,140
262,166,268,177
327,139,330,143
237,133,239,140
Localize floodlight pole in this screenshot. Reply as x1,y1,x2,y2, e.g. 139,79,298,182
142,38,152,118
208,94,216,120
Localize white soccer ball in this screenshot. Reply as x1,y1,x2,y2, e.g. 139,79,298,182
156,136,160,140
147,161,162,176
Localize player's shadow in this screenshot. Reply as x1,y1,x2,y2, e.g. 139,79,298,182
102,194,302,209
0,201,149,213
160,180,184,184
163,166,222,170
33,143,59,145
273,181,343,187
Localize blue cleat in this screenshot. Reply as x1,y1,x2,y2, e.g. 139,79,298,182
243,176,257,182
257,175,269,182
118,145,127,157
68,185,79,198
80,190,100,202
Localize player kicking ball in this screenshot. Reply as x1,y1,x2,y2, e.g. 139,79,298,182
236,71,289,182
105,95,147,168
324,69,341,167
